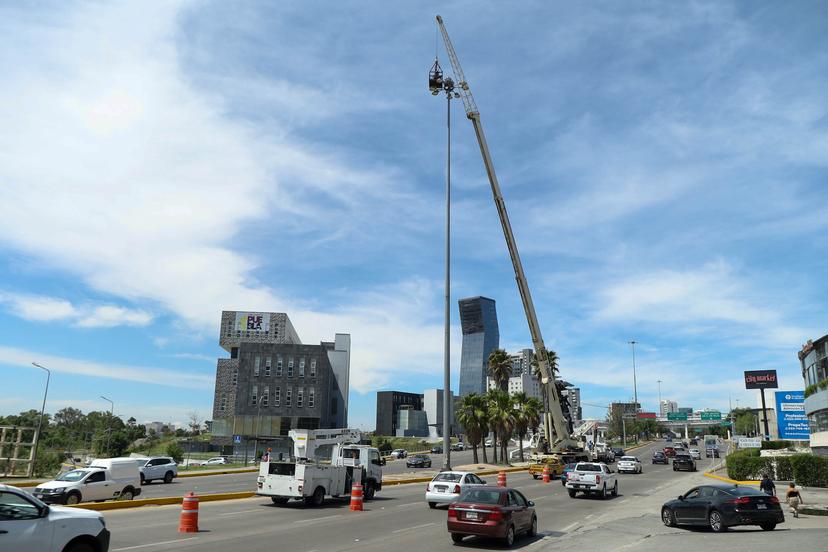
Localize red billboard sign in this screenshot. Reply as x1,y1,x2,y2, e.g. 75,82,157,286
744,370,778,390
637,412,657,419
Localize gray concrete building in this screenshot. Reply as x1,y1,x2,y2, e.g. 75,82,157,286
424,388,454,439
375,391,423,436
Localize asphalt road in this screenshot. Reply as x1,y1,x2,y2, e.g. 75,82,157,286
138,449,483,499
104,440,725,551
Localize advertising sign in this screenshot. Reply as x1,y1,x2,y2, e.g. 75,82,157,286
744,370,778,389
667,412,688,421
637,412,657,419
700,411,722,421
738,437,762,448
235,312,270,332
775,391,809,440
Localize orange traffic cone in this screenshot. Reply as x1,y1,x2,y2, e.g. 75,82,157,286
349,481,364,511
178,491,199,533
497,470,507,487
542,465,550,484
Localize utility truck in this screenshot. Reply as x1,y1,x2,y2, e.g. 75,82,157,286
256,428,384,507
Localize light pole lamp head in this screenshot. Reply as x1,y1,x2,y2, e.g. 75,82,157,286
429,58,444,95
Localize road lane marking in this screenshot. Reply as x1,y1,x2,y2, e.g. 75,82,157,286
218,508,263,516
396,502,421,508
113,537,198,551
392,522,435,534
294,514,342,524
562,522,579,532
585,514,593,519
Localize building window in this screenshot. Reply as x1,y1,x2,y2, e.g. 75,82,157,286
309,387,315,408
263,386,269,407
265,356,272,377
254,356,261,377
286,387,292,407
219,393,227,412
288,358,294,378
232,367,238,386
251,385,258,406
299,358,305,378
274,386,281,407
310,358,317,378
277,356,283,377
297,387,304,408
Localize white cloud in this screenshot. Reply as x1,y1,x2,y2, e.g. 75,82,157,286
75,305,153,328
0,292,152,328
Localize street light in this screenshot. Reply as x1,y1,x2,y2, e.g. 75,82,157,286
657,379,662,415
100,396,114,455
31,362,51,478
628,341,639,412
252,395,266,464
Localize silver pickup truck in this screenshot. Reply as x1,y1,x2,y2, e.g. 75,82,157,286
565,462,618,499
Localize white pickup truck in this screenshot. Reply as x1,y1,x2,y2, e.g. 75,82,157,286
565,462,617,499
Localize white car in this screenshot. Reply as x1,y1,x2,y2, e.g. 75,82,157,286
139,456,178,484
390,449,408,459
616,456,643,474
0,484,110,551
689,448,701,460
425,471,487,508
203,457,228,465
484,439,493,447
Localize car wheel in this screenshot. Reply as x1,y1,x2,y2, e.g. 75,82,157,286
451,533,464,544
140,474,146,485
120,488,134,501
364,481,376,501
428,501,437,509
662,507,676,527
305,486,325,507
504,524,515,547
612,482,618,497
65,542,96,552
708,510,726,532
65,492,81,505
271,497,289,505
164,471,174,484
673,466,677,471
760,522,776,531
568,489,577,498
532,474,539,480
601,484,608,500
527,515,537,537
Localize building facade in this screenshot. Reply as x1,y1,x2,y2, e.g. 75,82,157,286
375,391,423,436
659,400,678,417
396,408,429,437
424,388,454,438
800,335,828,455
563,387,582,422
323,334,351,428
458,297,500,396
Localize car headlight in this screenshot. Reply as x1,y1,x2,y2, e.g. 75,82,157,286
99,516,106,528
49,487,66,494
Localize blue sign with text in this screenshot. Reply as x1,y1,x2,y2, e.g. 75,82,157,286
775,391,809,440
233,435,242,444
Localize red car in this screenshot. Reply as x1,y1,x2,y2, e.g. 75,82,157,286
447,486,537,547
663,446,677,458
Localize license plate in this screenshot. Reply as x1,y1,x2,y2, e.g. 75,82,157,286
757,504,767,509
437,487,445,493
465,512,479,520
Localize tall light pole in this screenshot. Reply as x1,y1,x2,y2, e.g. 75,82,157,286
31,362,51,477
430,57,459,470
253,395,265,463
657,379,662,414
100,396,114,456
628,341,639,412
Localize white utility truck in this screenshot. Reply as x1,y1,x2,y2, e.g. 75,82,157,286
256,428,384,506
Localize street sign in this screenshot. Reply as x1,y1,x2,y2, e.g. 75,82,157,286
667,412,688,421
720,421,732,427
233,435,242,444
744,370,779,389
775,391,809,440
738,437,761,448
700,411,722,421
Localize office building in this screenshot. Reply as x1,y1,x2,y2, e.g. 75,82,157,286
563,387,582,422
659,400,678,417
800,335,828,455
396,408,429,437
323,334,351,428
458,297,500,396
424,388,454,438
677,407,693,414
375,391,423,436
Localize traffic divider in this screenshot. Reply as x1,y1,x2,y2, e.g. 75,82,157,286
178,492,199,532
542,465,550,484
349,481,363,511
497,471,507,487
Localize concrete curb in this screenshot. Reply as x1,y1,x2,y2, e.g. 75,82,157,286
177,467,257,478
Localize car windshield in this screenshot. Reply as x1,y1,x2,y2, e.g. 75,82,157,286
725,486,765,497
459,489,503,504
55,469,88,482
575,464,601,471
434,473,462,482
653,452,664,456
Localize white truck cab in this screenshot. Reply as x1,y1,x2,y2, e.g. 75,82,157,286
566,461,618,499
33,457,141,505
0,484,110,552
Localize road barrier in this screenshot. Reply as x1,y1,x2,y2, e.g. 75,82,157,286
542,465,550,484
349,481,364,512
178,492,199,533
497,470,507,487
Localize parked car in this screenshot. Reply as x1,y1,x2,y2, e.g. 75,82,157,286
484,439,493,447
528,457,564,480
406,454,432,468
0,484,110,551
689,448,702,460
665,437,673,442
139,456,177,484
661,484,784,532
673,453,697,472
451,442,465,451
426,471,487,508
663,446,677,458
33,458,141,505
447,486,536,547
617,456,643,474
560,463,577,486
652,451,669,464
566,462,617,499
706,446,720,458
390,449,408,459
431,445,443,454
203,457,228,466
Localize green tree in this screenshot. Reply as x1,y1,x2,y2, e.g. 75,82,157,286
512,393,542,462
456,394,488,464
486,389,514,464
487,349,512,393
166,442,185,463
735,412,758,436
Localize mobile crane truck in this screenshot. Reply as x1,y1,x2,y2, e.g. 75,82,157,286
256,428,385,506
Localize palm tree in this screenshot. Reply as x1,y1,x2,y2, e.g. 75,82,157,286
512,393,542,463
486,389,515,465
456,394,487,464
487,349,512,393
531,348,559,440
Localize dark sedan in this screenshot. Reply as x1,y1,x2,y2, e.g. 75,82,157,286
431,445,443,454
706,447,720,458
406,454,432,468
611,447,625,459
662,484,784,532
652,451,669,464
673,454,696,472
447,486,537,547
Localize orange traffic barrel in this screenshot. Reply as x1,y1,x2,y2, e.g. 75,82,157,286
350,481,364,511
497,470,507,487
542,465,551,484
179,491,199,533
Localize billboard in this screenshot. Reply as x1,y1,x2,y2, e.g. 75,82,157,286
775,391,809,441
235,312,270,332
636,412,657,419
744,370,779,389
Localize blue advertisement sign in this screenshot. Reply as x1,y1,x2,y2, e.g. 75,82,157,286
775,391,809,440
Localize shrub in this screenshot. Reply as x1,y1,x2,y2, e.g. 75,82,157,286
790,454,828,487
805,384,818,398
34,451,63,478
166,442,184,464
761,440,792,450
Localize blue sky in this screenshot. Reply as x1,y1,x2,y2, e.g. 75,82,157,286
1,1,827,429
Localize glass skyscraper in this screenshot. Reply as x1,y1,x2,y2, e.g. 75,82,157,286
458,296,500,396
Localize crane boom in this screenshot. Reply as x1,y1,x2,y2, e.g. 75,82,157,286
435,15,574,448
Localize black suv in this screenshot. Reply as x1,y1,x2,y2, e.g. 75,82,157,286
706,447,720,458
652,451,669,464
673,454,697,472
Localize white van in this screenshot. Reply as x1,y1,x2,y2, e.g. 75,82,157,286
33,457,142,505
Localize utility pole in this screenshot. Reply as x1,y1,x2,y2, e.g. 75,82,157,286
628,341,639,412
657,379,662,414
31,362,51,477
100,396,114,456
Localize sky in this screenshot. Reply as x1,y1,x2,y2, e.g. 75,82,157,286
1,1,827,430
